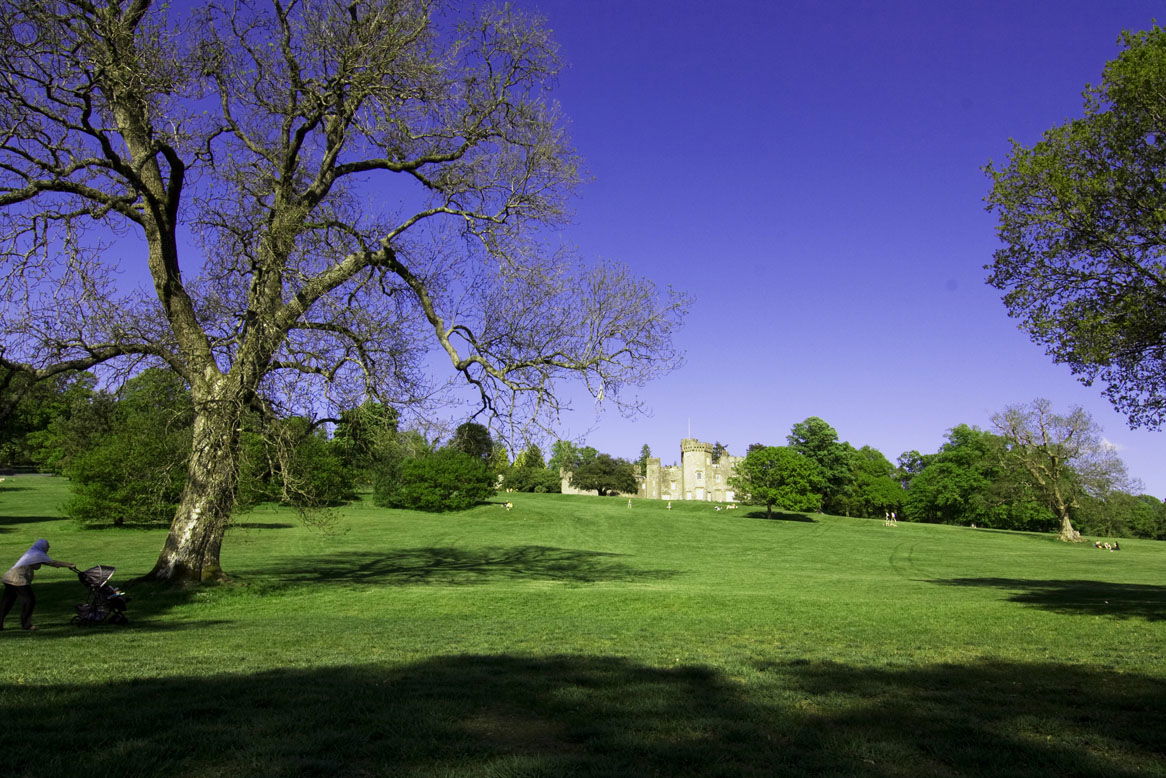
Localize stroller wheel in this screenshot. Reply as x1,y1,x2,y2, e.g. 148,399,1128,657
109,612,129,626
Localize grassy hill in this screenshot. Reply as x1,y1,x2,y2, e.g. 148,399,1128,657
2,476,1164,776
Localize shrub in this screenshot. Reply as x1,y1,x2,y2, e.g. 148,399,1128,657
374,449,495,512
502,466,561,493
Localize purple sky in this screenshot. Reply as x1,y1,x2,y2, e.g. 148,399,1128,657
516,0,1166,496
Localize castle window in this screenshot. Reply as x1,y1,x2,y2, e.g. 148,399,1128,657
695,471,703,481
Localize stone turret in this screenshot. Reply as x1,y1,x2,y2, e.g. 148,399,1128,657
680,438,714,501
680,438,713,455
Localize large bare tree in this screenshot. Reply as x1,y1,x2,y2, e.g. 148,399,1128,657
0,0,685,583
991,399,1133,542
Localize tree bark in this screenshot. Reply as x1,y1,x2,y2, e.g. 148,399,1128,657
1058,511,1083,543
142,381,243,583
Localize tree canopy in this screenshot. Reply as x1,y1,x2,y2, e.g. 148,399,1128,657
986,27,1166,429
728,445,824,519
0,0,684,582
569,453,637,497
786,417,854,514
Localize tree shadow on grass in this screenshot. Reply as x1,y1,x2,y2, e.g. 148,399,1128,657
232,522,296,530
259,546,679,588
16,574,208,633
743,510,818,522
1,655,1162,777
0,514,66,530
928,578,1166,621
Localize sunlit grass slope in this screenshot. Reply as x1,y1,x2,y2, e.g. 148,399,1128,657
2,475,1163,777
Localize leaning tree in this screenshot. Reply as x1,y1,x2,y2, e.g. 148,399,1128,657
0,0,685,583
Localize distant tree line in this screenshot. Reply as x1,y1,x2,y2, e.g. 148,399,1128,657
0,369,567,521
3,372,1163,540
731,408,1165,541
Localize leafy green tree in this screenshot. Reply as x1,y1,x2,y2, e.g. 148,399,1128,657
986,27,1166,429
0,369,80,468
513,444,545,470
487,443,511,478
450,422,494,463
992,399,1135,541
711,441,728,464
837,445,903,518
20,374,116,475
504,443,559,492
278,421,358,509
1130,494,1166,539
896,450,928,488
637,443,652,474
569,453,637,496
902,424,1055,530
1127,494,1166,539
547,440,581,474
502,465,560,493
728,446,824,518
374,449,495,512
787,417,854,514
65,369,193,527
1077,491,1166,540
333,402,400,486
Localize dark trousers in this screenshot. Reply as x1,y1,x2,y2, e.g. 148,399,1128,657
1,583,36,629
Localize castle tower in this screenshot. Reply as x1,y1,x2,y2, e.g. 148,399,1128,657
641,457,662,499
680,438,714,501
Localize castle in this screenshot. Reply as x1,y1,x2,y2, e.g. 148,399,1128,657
640,438,742,502
561,438,742,502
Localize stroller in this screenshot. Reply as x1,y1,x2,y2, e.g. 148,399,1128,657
72,565,129,626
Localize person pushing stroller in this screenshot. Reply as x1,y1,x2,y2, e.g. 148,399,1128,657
1,539,76,631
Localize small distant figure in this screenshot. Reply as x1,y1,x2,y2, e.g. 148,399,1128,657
1094,541,1103,549
1102,542,1112,550
1113,541,1121,551
714,506,722,512
627,499,632,508
884,512,898,527
971,523,977,529
666,502,672,510
504,501,513,512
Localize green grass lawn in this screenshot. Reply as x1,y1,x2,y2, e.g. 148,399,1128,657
2,475,1164,777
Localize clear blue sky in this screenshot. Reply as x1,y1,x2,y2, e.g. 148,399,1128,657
515,0,1166,496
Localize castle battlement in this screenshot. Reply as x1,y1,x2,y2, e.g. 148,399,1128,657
680,438,713,454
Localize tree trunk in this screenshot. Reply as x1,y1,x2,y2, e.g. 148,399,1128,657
142,385,243,583
1058,510,1083,542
